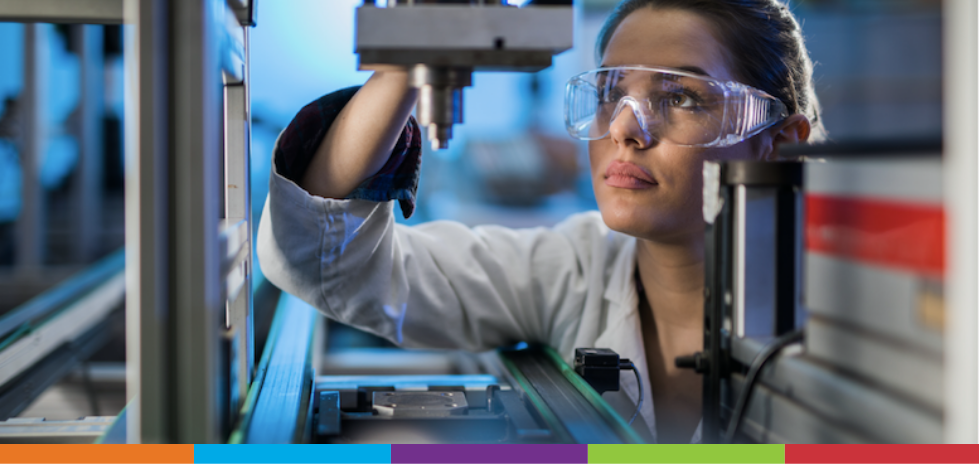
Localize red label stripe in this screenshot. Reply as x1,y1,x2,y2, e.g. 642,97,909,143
805,194,945,276
786,444,979,463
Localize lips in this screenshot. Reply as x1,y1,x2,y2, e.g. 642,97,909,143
604,160,657,189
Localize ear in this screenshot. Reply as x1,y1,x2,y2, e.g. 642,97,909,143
757,114,811,161
774,114,811,145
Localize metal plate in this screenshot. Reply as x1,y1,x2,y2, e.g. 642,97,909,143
373,391,468,417
0,416,114,444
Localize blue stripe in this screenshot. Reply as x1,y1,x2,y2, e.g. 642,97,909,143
194,444,392,463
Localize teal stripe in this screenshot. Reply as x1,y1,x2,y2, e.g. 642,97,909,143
194,444,392,463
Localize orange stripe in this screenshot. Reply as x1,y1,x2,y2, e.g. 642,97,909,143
805,194,945,276
0,445,194,463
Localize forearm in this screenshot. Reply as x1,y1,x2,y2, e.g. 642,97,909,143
300,70,418,198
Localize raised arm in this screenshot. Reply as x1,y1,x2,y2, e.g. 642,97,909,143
300,70,418,199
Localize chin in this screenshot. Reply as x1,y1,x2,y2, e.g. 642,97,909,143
597,198,703,243
599,202,663,240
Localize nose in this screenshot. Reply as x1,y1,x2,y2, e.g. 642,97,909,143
608,97,654,149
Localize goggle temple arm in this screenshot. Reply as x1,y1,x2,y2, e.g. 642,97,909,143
732,89,791,144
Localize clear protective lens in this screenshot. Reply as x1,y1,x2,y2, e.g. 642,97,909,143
565,67,787,147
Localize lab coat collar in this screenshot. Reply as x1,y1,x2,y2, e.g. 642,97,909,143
594,237,659,441
595,235,703,444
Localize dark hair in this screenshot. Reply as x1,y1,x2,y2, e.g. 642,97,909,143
596,0,826,142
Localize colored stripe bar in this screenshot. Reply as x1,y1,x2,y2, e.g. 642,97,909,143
786,444,979,463
194,444,392,463
0,444,194,463
589,444,785,463
391,444,587,463
805,194,945,276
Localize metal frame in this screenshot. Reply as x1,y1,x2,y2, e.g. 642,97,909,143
3,13,112,274
0,416,116,444
71,25,106,263
233,293,317,444
0,315,118,422
124,0,171,443
0,0,123,24
729,336,942,444
16,24,47,270
498,346,643,444
942,0,978,445
700,160,803,443
1,0,256,444
0,273,124,388
124,0,257,443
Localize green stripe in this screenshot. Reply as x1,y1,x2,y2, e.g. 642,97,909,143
588,444,785,463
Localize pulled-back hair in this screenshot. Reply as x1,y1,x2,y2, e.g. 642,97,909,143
596,0,826,142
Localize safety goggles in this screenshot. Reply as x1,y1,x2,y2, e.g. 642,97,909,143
565,66,789,147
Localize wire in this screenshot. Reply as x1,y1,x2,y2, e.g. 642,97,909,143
723,330,804,443
619,359,643,425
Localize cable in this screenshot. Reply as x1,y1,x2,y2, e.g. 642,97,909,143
723,330,804,443
619,359,643,425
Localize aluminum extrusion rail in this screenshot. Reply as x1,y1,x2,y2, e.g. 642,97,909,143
498,346,643,444
0,249,124,343
0,417,115,444
0,250,125,392
230,293,317,444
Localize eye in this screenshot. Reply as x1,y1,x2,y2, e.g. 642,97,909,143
667,92,696,108
598,86,624,103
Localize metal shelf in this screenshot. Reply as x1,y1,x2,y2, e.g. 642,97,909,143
0,0,123,24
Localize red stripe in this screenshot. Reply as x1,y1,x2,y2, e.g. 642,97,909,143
786,444,979,463
805,194,945,276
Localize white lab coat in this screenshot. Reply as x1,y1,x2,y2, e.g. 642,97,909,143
257,163,702,444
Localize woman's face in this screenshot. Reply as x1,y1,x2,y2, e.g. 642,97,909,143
589,7,771,243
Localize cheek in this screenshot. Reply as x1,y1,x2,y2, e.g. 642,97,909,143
587,140,610,178
662,150,709,212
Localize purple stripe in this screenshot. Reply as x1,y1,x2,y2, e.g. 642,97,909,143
391,444,588,464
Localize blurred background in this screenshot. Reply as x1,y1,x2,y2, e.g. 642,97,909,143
0,0,947,421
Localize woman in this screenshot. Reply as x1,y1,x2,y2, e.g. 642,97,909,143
258,0,823,443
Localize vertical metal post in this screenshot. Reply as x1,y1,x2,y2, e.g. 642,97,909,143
73,24,105,263
224,27,253,411
942,0,978,445
127,0,251,444
732,185,746,338
170,0,226,443
124,0,171,444
700,161,730,444
773,186,799,336
17,23,46,270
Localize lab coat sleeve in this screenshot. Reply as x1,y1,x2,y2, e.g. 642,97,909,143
257,163,604,352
